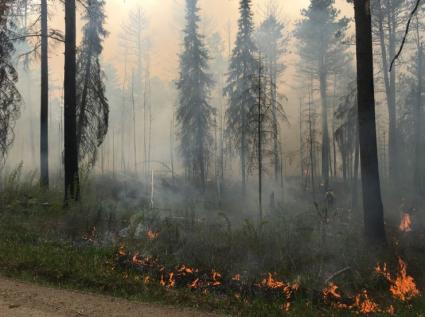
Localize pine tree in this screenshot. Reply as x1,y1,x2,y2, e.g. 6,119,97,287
256,11,287,182
295,0,350,191
224,0,258,195
0,2,21,163
64,0,79,202
40,0,49,187
353,0,386,244
176,0,215,191
76,0,109,169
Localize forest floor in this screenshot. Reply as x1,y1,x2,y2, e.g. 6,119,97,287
0,276,225,317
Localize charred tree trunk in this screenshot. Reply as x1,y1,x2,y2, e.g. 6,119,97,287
320,67,330,191
64,0,79,202
414,44,424,196
354,0,386,244
40,0,49,188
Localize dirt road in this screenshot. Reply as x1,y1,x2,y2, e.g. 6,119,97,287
0,277,227,317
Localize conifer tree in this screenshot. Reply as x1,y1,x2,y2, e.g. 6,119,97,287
76,0,109,169
295,0,350,191
0,2,21,163
176,0,214,191
256,11,287,182
224,0,258,195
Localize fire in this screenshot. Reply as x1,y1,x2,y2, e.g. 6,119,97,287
376,257,420,301
399,213,412,232
144,275,151,285
118,245,126,257
168,272,175,288
160,274,166,287
146,230,159,240
260,273,285,289
232,274,241,281
177,265,196,274
210,270,222,286
353,290,380,314
323,282,342,300
189,278,199,289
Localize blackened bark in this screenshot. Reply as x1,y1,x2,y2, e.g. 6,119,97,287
354,0,386,244
40,0,49,188
320,68,330,191
414,44,424,195
64,0,79,202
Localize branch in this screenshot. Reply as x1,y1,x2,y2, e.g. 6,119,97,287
390,0,422,71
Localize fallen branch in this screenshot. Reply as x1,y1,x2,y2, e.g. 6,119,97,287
325,266,351,284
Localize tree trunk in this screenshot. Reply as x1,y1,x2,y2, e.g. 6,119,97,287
320,67,330,190
40,0,49,188
354,0,386,244
376,0,398,184
64,0,79,202
414,44,424,195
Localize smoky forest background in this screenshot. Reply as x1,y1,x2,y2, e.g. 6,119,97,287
1,0,425,315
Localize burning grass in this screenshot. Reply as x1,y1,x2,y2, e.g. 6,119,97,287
0,177,424,316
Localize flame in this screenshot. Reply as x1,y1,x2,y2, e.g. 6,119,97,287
177,265,196,274
353,290,380,314
376,257,420,301
160,274,166,287
210,270,222,286
282,302,291,312
323,282,342,300
144,275,151,285
399,213,412,232
146,230,159,240
260,273,285,289
232,274,241,281
189,278,199,289
167,272,175,288
118,245,126,257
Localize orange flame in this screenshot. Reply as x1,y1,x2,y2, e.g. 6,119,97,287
376,257,420,301
177,265,195,274
210,270,222,286
144,275,151,285
260,273,285,289
167,272,175,288
160,274,166,287
232,274,241,281
189,278,199,289
323,282,342,300
147,230,160,240
353,290,380,314
118,245,126,257
399,213,412,232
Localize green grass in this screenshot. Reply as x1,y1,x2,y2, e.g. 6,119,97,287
0,223,422,316
0,171,423,316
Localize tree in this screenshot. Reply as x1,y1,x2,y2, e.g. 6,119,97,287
176,0,214,191
353,0,386,244
0,2,21,163
76,0,109,169
40,0,48,187
372,0,405,184
64,0,79,202
256,10,287,183
295,0,350,191
224,0,258,195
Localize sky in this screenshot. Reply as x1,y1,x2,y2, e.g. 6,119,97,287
48,0,354,84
